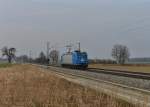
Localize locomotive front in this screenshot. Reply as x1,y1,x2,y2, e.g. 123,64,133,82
61,50,88,69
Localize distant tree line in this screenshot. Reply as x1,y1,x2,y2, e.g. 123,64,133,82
16,50,59,65
90,44,130,65
1,44,130,65
16,55,29,63
89,59,116,64
34,52,48,64
16,52,48,64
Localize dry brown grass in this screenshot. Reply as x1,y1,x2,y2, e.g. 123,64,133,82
89,64,150,73
0,64,139,107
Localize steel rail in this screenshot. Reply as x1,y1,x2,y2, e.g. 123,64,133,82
88,68,150,80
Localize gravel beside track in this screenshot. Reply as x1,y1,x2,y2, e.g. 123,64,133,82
50,66,150,90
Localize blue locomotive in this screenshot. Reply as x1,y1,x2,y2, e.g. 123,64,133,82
61,50,88,69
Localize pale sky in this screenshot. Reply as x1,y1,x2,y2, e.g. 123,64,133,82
0,0,150,58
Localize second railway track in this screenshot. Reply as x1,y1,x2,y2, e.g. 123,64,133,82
88,68,150,80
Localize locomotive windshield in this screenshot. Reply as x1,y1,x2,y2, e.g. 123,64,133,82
81,52,88,60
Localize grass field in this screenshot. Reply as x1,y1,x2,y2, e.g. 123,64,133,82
0,63,13,68
89,64,150,73
0,64,143,107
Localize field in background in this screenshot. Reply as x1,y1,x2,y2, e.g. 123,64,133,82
89,64,150,73
0,64,138,107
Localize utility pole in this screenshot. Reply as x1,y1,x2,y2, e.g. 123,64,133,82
47,42,50,64
78,42,80,52
47,42,50,59
29,50,32,63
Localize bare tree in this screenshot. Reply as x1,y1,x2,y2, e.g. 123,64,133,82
39,51,47,64
2,47,16,63
112,44,130,64
16,55,29,63
35,51,47,64
50,50,59,65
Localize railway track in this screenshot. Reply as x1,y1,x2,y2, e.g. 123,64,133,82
32,64,150,106
49,66,150,93
50,66,150,80
32,63,150,80
34,63,150,80
88,68,150,80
